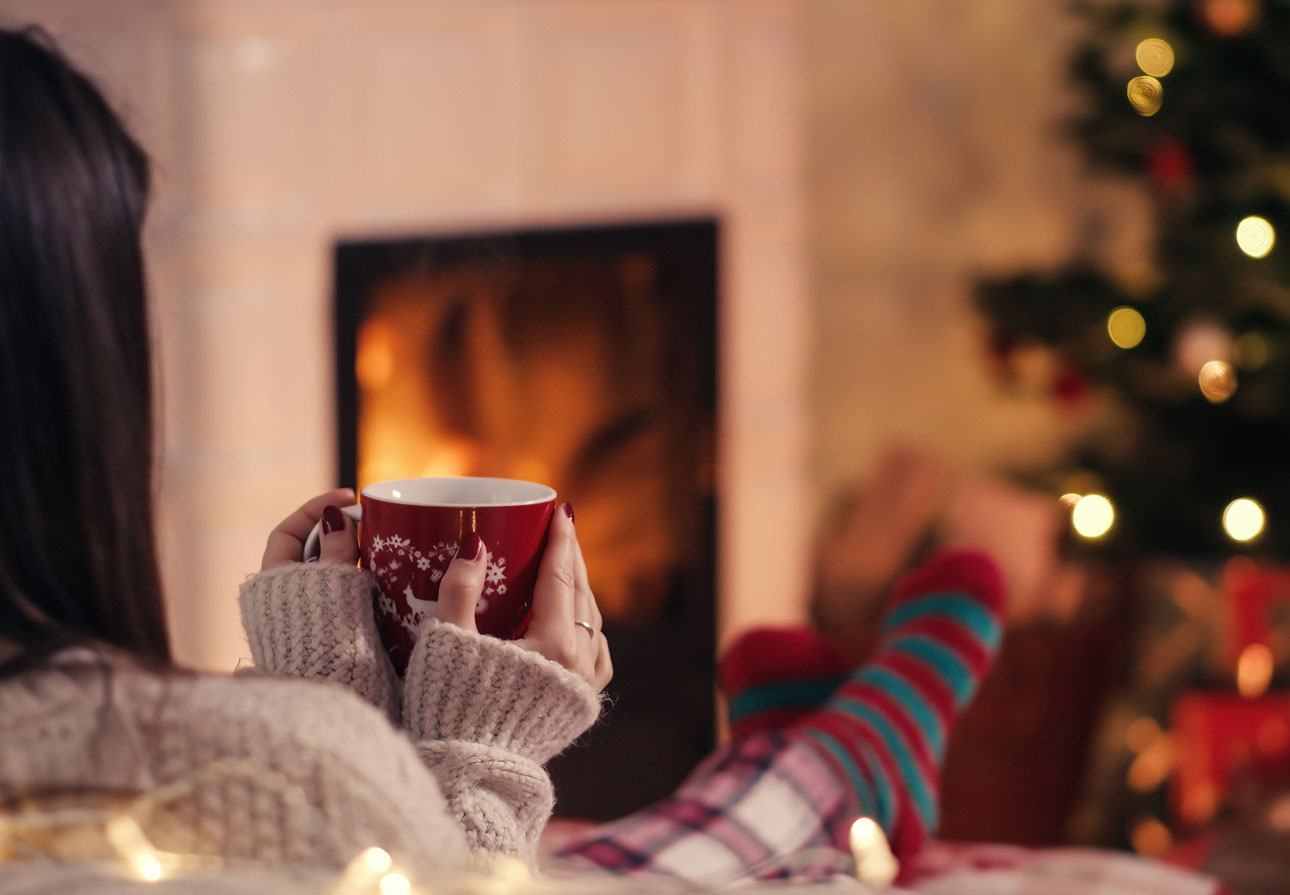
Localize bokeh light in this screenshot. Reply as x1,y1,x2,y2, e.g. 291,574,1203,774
1107,307,1146,349
1135,38,1175,77
1072,494,1115,539
1127,76,1163,116
1198,360,1237,403
1237,643,1274,698
1236,215,1275,258
1224,497,1265,542
1125,716,1162,753
362,848,393,873
1130,816,1173,856
379,872,411,895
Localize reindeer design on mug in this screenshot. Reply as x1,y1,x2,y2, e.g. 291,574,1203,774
368,534,508,633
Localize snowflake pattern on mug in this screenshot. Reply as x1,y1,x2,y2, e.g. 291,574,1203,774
367,533,509,634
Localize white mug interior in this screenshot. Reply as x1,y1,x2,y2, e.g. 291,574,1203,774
362,476,556,507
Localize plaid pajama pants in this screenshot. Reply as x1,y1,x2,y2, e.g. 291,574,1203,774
550,729,862,886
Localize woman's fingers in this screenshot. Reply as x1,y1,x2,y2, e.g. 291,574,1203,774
317,504,360,567
572,537,601,632
526,503,580,644
261,488,355,570
435,533,486,632
593,632,613,691
518,503,609,690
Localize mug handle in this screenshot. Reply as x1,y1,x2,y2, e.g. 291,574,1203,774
302,504,363,562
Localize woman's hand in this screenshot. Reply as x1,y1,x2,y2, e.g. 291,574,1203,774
436,503,612,692
260,488,359,570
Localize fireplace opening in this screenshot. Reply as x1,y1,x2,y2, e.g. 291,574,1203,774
334,219,718,819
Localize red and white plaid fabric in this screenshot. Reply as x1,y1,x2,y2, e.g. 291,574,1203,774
548,730,1222,895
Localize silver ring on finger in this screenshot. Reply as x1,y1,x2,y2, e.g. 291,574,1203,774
573,620,596,637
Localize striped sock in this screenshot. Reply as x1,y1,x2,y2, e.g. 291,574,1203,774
788,549,1004,860
720,627,849,739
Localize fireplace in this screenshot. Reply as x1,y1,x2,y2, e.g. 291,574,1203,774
334,219,718,818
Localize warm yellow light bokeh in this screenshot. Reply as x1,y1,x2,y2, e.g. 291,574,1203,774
1072,494,1115,539
362,848,393,873
1135,38,1175,77
1130,816,1173,856
1224,497,1265,542
1125,716,1162,753
1127,76,1163,116
1237,642,1274,698
379,872,411,895
1198,360,1237,403
1108,306,1146,349
1237,215,1275,258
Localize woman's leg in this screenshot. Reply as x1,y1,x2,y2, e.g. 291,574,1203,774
550,550,1004,884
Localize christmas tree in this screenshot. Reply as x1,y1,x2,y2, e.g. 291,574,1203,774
978,0,1290,559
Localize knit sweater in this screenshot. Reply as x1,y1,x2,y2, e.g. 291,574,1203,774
0,562,602,870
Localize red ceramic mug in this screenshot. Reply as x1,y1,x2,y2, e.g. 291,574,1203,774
305,477,556,674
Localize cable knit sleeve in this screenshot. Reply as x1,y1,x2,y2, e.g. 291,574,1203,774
238,563,400,724
401,619,603,861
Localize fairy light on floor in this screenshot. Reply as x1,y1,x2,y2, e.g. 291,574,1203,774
1071,494,1115,539
105,814,166,883
1107,306,1146,349
1223,497,1265,542
1236,215,1275,258
378,872,411,895
363,847,393,873
849,817,898,888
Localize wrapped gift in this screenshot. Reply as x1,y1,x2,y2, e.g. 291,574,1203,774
1171,691,1290,830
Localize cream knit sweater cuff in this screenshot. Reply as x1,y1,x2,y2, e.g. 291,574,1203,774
402,619,603,765
238,562,401,722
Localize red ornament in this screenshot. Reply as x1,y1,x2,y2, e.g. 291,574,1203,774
1052,364,1091,409
1147,138,1194,193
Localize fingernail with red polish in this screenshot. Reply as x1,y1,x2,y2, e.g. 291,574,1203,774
461,532,483,561
563,502,575,523
322,505,345,535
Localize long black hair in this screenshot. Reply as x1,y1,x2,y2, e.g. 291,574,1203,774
0,27,171,672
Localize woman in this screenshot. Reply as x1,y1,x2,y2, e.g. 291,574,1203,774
0,24,1009,887
0,25,607,871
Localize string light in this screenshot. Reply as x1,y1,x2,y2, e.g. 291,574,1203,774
1223,497,1265,542
1072,494,1115,539
1127,75,1163,116
849,817,899,888
1135,38,1175,77
362,847,393,873
378,872,411,895
105,814,166,883
1237,215,1275,258
1107,306,1146,349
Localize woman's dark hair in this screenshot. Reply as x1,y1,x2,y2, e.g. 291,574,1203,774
0,27,171,672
